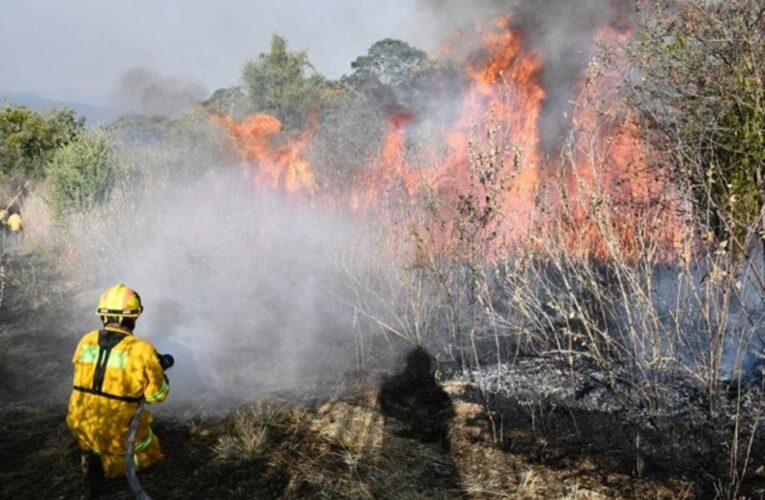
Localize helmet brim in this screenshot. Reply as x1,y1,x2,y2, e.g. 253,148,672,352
96,308,142,318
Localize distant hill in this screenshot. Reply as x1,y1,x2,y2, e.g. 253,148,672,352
0,90,125,126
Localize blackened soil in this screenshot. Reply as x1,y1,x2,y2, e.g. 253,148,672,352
456,376,765,498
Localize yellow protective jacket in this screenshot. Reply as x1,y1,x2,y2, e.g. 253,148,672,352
66,325,170,478
6,213,21,232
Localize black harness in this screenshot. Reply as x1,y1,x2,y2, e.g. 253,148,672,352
72,329,141,404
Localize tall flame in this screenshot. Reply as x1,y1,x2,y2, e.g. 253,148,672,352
211,112,316,195
212,15,686,262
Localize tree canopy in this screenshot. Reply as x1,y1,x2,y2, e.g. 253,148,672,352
346,39,428,89
343,39,465,121
0,106,85,181
240,35,331,130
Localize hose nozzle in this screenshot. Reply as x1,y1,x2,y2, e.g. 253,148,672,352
158,353,174,370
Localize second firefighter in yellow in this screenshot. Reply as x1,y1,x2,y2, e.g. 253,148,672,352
67,284,170,478
6,211,22,232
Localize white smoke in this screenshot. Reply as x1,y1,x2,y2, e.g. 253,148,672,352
71,168,364,404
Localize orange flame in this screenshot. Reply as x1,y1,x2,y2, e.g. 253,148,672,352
212,16,687,263
550,25,685,261
212,112,316,195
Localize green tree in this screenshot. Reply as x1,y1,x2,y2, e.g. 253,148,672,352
0,106,85,181
346,39,428,89
45,132,119,220
628,0,765,255
240,35,329,130
343,39,466,121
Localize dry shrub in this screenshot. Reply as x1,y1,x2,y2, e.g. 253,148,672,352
213,404,275,463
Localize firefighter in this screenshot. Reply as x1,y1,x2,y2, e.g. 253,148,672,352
5,207,23,246
67,284,171,496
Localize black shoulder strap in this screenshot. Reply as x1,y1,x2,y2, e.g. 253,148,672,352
91,329,127,392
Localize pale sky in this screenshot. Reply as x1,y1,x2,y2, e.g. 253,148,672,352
0,0,444,106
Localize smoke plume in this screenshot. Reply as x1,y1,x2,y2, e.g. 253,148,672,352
70,169,366,404
112,67,208,117
417,0,633,150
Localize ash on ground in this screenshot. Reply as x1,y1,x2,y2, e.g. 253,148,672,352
451,356,765,495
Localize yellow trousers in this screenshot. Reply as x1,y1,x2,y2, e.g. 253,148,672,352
78,425,164,478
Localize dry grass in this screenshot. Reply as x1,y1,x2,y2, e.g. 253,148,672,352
213,405,275,463
197,387,696,499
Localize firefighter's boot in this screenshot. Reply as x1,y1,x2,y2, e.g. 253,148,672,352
81,452,105,499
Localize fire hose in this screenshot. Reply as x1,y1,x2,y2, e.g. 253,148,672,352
126,400,151,500
125,353,174,500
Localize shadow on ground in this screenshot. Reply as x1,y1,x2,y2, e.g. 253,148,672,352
378,346,465,497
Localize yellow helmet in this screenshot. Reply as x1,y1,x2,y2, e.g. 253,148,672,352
96,283,144,318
